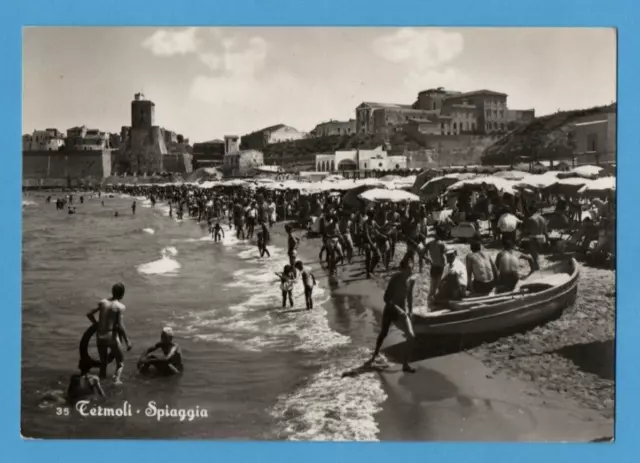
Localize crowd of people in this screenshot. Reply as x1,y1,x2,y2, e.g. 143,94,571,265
35,173,615,396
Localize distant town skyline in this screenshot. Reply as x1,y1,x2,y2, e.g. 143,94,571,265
23,27,616,143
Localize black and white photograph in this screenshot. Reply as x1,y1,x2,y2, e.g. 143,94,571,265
22,27,616,441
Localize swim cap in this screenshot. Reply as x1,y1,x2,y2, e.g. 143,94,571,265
162,327,174,337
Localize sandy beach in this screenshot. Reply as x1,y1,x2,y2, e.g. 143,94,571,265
285,224,614,441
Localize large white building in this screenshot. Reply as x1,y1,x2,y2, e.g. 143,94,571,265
315,146,408,172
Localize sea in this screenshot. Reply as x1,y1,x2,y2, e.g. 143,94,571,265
21,193,388,440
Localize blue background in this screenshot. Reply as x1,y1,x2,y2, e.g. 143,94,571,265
2,0,637,461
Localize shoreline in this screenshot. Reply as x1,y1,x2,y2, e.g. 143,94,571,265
290,226,613,441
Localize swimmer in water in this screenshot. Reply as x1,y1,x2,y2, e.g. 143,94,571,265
41,358,105,406
212,222,224,242
137,327,184,376
67,357,106,403
86,283,132,384
114,211,119,217
101,200,105,207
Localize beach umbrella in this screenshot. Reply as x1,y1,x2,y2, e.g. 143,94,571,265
543,177,589,196
359,188,420,203
558,165,603,180
379,174,403,183
515,172,561,190
343,184,384,209
447,176,517,195
493,170,527,181
421,173,476,196
578,176,616,197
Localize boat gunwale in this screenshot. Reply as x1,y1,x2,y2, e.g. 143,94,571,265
412,258,580,328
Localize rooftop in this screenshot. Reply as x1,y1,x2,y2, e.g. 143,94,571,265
359,102,414,110
446,89,508,99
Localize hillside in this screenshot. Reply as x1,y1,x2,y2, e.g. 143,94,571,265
481,103,616,165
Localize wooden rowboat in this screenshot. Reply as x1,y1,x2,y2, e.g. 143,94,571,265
410,258,580,337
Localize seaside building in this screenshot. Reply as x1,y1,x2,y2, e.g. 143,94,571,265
315,146,407,172
571,110,616,166
241,124,307,151
310,119,357,137
24,128,65,151
356,88,535,136
65,126,112,150
192,139,226,169
223,149,265,177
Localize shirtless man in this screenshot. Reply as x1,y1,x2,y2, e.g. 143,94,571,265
365,257,417,373
86,283,132,384
138,327,183,376
285,224,300,271
525,206,549,271
465,240,498,296
426,232,447,302
495,239,535,293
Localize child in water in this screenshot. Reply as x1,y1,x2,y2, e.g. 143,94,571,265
295,260,316,310
275,265,296,308
212,222,225,242
67,358,106,403
42,357,106,406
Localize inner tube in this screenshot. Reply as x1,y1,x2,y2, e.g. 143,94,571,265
79,324,124,368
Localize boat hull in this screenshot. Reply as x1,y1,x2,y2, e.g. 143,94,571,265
409,258,580,338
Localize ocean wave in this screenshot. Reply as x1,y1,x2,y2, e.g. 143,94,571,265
270,348,387,441
136,246,181,275
143,228,155,235
22,200,37,207
159,220,385,441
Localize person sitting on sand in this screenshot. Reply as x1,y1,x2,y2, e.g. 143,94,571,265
295,260,317,310
465,240,498,296
67,357,106,403
275,265,296,309
137,327,184,376
365,256,417,373
435,247,467,302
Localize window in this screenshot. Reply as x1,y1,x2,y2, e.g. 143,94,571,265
364,162,367,169
379,163,383,168
587,133,598,152
395,164,400,169
453,122,457,130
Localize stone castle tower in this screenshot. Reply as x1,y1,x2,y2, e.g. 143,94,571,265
116,93,167,174
131,92,155,129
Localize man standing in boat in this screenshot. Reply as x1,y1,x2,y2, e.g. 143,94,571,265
365,256,417,373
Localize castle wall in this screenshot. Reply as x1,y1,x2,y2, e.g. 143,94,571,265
22,150,113,186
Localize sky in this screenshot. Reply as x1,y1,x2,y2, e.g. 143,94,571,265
23,27,616,143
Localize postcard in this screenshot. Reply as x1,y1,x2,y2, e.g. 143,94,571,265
21,27,615,441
